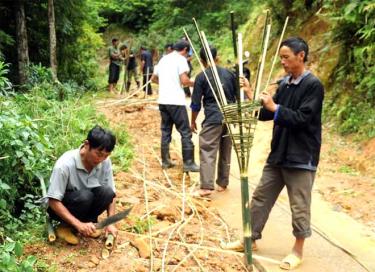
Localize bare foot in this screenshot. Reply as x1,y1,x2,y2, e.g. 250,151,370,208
216,185,227,192
192,189,213,197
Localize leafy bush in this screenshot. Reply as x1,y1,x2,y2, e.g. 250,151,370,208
0,61,13,95
324,0,375,138
0,87,133,270
0,239,37,272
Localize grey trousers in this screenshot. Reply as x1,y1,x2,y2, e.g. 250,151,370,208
199,124,232,190
250,164,315,240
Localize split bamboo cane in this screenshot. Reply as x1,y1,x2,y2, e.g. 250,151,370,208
263,16,289,93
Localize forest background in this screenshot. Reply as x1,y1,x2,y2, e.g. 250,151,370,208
0,0,374,270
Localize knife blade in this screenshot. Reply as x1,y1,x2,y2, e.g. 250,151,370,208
95,206,133,229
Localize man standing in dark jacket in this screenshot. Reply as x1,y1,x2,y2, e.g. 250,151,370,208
256,37,323,269
238,37,324,270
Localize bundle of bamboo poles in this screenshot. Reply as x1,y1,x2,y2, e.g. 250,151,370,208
184,11,288,270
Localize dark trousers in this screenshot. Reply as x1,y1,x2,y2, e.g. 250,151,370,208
48,186,115,223
108,63,120,84
199,124,232,190
250,164,315,240
143,69,152,94
159,104,193,149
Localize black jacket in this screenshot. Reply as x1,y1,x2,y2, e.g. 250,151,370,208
259,72,324,168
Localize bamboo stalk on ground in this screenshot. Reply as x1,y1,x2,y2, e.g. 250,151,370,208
39,177,56,242
128,173,247,270
121,231,281,265
141,149,154,271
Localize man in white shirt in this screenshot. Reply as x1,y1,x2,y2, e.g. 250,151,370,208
151,40,199,172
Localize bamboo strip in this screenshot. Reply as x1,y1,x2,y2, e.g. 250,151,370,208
264,16,289,93
141,149,154,271
238,33,244,102
254,24,271,100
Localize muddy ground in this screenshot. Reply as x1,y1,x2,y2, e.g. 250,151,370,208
25,92,375,271
26,95,252,272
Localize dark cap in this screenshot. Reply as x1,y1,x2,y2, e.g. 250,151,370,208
173,40,190,52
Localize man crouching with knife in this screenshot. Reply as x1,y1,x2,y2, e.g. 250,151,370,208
47,125,118,245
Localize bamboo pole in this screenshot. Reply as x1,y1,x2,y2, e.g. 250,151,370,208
238,33,244,102
201,32,228,105
240,175,252,269
192,18,227,106
254,23,271,100
183,28,224,107
263,16,289,93
230,11,238,58
39,177,56,242
253,10,270,100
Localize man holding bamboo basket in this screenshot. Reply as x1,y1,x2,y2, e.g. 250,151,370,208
248,37,324,270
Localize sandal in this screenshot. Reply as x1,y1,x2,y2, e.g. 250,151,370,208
220,240,258,252
280,253,303,270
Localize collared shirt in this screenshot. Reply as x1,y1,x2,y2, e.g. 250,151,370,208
274,70,311,121
108,46,122,66
47,147,115,201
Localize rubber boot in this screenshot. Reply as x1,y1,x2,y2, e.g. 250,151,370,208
56,224,79,245
161,145,175,169
182,147,199,172
89,229,102,238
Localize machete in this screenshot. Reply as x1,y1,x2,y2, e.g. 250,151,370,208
95,206,133,229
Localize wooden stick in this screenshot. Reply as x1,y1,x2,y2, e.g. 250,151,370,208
264,16,289,93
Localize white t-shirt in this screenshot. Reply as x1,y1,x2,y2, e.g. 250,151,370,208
154,51,190,105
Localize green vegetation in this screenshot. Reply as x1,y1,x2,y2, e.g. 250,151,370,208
126,215,157,234
0,0,374,270
325,0,375,138
0,65,132,270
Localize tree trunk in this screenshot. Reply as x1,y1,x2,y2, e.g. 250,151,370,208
15,0,29,85
48,0,58,81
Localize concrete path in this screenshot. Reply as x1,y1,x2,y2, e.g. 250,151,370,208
168,101,374,272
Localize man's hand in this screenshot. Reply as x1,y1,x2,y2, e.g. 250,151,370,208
259,91,278,112
105,224,118,237
240,76,253,100
191,122,198,134
75,221,97,237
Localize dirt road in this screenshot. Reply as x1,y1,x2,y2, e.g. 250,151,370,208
25,93,374,271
